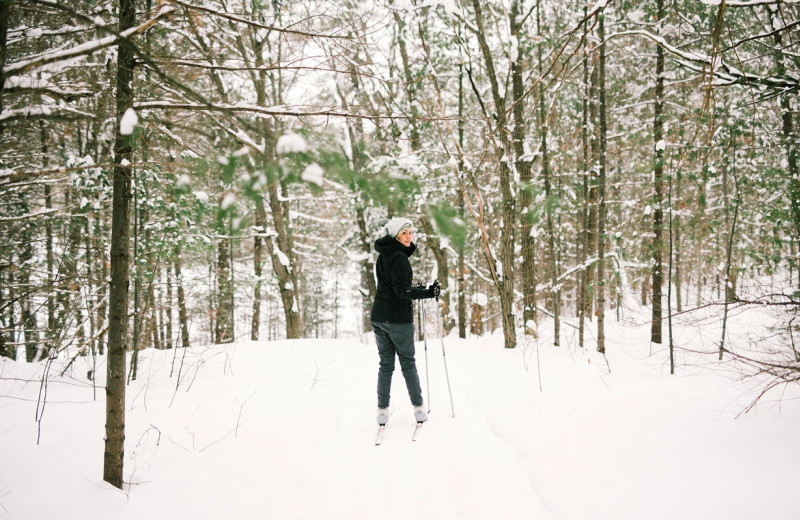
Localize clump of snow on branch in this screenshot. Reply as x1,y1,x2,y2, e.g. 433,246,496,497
276,133,308,154
302,163,324,186
194,191,209,204
120,108,138,135
221,193,237,210
274,244,291,267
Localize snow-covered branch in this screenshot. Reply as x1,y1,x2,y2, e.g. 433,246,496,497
709,0,799,5
2,4,175,78
167,0,351,40
0,104,96,124
3,76,94,100
611,29,799,92
134,100,460,121
0,208,61,223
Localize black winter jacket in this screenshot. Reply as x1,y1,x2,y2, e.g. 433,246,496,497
370,235,431,323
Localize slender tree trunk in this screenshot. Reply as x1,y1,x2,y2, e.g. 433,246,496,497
96,211,108,356
596,11,608,354
0,0,10,138
536,1,559,345
165,263,173,349
356,206,376,333
130,179,142,378
247,22,302,340
252,195,266,340
419,217,455,332
215,234,234,344
471,0,516,349
266,181,303,338
720,140,740,361
104,0,136,489
770,7,800,287
578,6,590,349
674,168,682,313
514,0,536,335
84,215,96,358
651,0,666,345
174,246,190,349
0,269,9,359
457,65,467,339
586,57,599,325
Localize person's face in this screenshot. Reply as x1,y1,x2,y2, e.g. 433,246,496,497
396,227,413,247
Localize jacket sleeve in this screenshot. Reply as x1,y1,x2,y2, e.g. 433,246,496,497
387,253,435,300
404,285,435,300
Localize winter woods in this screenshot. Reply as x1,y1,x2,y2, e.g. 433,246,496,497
1,0,799,487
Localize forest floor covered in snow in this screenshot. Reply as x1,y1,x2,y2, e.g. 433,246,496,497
1,304,799,520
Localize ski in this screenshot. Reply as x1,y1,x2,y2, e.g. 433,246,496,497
375,424,387,446
411,422,424,442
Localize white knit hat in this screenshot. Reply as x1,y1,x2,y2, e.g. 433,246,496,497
383,217,413,238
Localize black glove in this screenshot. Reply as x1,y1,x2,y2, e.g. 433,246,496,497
405,281,441,301
429,281,441,301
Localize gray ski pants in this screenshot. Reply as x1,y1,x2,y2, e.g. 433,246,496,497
371,321,423,409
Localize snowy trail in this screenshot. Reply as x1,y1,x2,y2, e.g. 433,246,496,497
2,323,800,520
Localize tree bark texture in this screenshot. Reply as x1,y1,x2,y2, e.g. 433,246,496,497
537,0,559,346
651,0,666,345
514,0,536,334
174,247,190,349
596,11,608,354
104,0,136,490
252,195,266,340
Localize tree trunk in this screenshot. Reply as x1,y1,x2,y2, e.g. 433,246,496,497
651,0,666,345
514,0,536,335
471,0,516,349
674,168,682,313
174,246,190,349
596,11,608,354
0,268,10,359
536,0,559,346
457,65,467,340
247,23,302,340
104,0,136,490
266,180,303,339
0,0,10,138
586,57,599,326
356,206,376,333
165,262,173,349
771,8,800,287
252,194,266,340
130,179,143,378
578,5,590,349
215,233,234,344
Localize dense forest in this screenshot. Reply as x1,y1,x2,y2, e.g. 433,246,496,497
1,0,799,487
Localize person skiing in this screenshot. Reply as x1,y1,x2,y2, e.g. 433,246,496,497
370,216,440,427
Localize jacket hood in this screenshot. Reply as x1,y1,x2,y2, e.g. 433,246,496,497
374,234,416,257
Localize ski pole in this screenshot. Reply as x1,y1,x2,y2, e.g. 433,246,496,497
420,299,431,413
435,300,455,418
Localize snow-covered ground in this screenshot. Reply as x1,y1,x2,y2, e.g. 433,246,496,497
1,304,799,520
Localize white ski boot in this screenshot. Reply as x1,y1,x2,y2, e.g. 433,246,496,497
377,407,389,426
